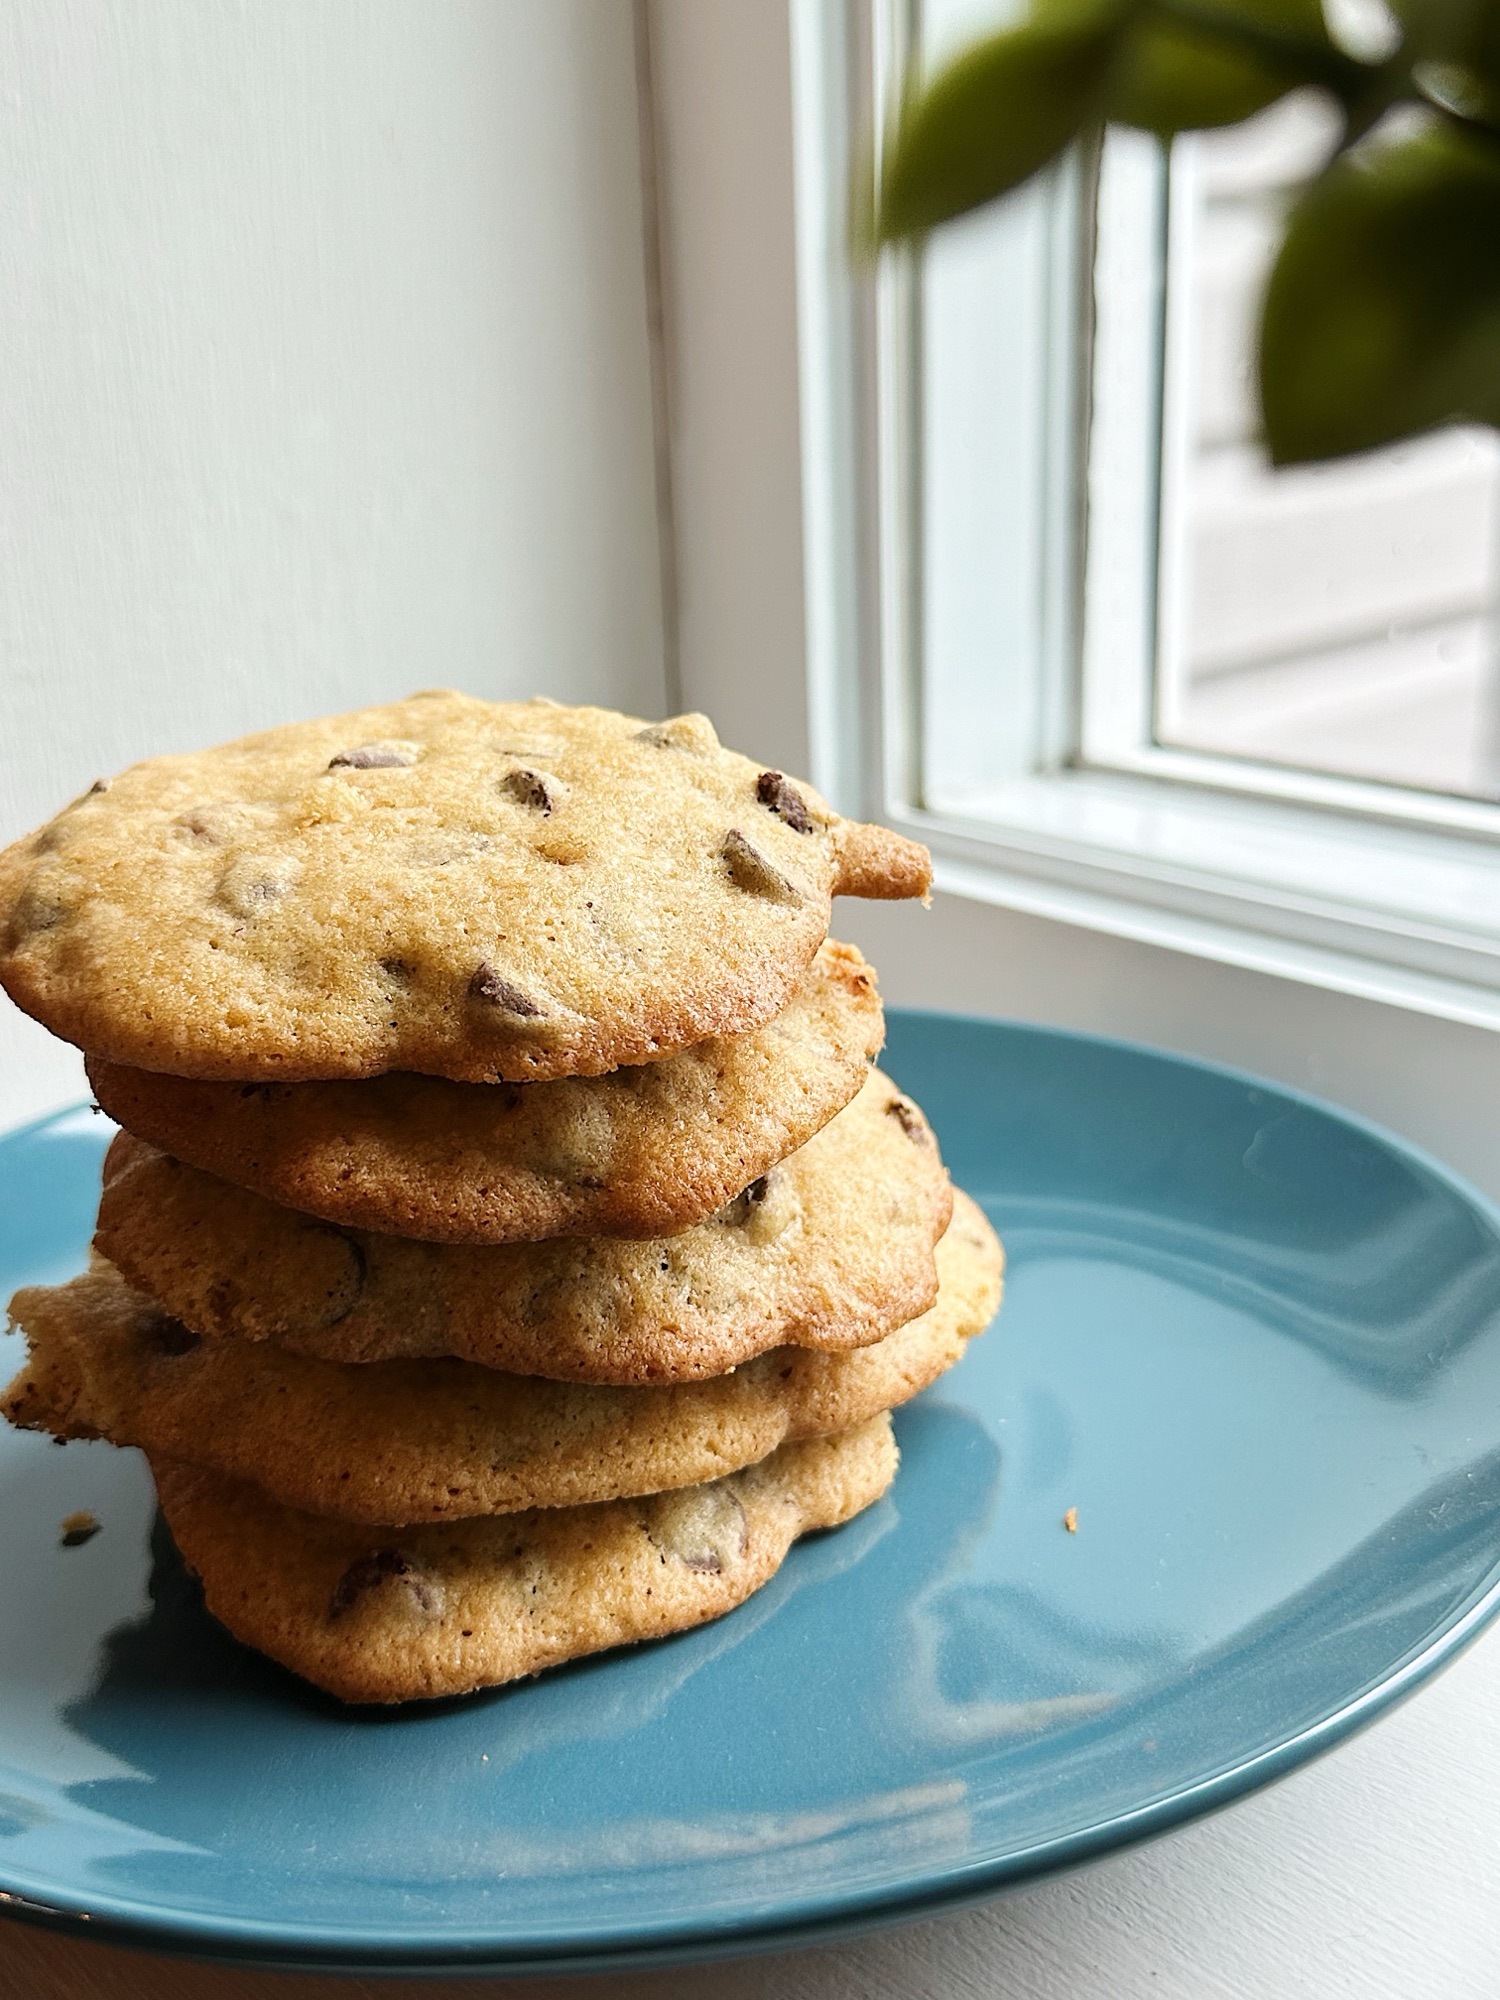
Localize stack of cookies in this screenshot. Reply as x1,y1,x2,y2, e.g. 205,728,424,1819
0,693,1002,1704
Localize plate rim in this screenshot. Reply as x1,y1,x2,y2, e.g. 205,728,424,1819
3,1008,1500,1973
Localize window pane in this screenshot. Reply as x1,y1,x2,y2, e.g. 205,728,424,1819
1153,97,1500,803
920,163,1081,804
916,0,1086,811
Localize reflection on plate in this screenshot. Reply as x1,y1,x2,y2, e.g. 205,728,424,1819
1,1013,1499,1973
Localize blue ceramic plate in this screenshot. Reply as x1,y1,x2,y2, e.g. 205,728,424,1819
3,1012,1500,1975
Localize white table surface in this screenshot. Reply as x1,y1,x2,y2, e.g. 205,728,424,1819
2,1612,1496,2000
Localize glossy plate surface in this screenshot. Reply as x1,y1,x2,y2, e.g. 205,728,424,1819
2,1012,1500,1974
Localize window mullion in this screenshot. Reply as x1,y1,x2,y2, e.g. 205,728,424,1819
1078,130,1167,772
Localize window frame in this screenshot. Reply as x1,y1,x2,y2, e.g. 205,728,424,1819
790,0,1500,1037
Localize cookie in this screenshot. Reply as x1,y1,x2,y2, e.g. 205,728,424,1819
95,1070,954,1383
150,1418,898,1704
85,940,884,1243
0,693,930,1083
6,1194,999,1522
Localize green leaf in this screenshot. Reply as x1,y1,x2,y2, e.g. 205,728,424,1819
1388,0,1500,132
1391,0,1500,124
1413,56,1500,123
1104,0,1354,133
1103,12,1302,131
1096,0,1344,133
1390,0,1500,80
876,0,1128,243
1215,0,1330,40
1259,116,1500,462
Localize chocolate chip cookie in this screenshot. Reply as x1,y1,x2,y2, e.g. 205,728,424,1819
6,1194,999,1521
150,1418,898,1703
85,940,884,1242
0,693,930,1082
94,1071,953,1382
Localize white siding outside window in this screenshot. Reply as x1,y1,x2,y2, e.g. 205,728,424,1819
1156,97,1500,800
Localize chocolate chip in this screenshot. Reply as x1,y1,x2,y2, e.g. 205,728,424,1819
756,771,814,833
650,1489,748,1574
61,778,111,808
60,1511,101,1549
499,767,560,814
722,829,803,904
469,964,543,1015
141,1314,200,1357
886,1094,931,1143
719,1172,773,1225
216,860,298,921
7,893,69,945
328,1548,439,1620
311,1226,368,1327
328,742,419,770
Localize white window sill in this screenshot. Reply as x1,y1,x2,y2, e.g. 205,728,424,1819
888,766,1500,1035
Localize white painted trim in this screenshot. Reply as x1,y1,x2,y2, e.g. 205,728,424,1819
1078,738,1500,838
1079,129,1165,767
790,0,856,804
927,852,1500,1035
1151,129,1202,746
886,762,1500,991
786,11,1500,1035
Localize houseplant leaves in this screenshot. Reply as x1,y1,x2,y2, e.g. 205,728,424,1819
874,0,1360,241
874,0,1127,241
1259,113,1500,462
1102,0,1339,134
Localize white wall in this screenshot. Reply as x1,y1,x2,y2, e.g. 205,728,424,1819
0,0,666,1124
